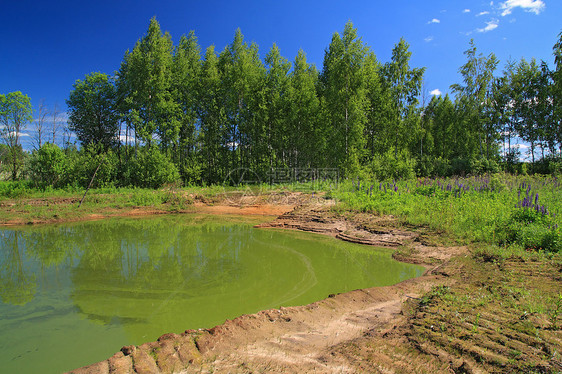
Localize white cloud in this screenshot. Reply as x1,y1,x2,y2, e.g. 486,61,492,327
477,19,499,32
119,134,135,144
8,131,29,137
463,8,471,13
428,18,440,24
500,0,545,16
430,89,442,96
477,11,490,16
60,112,69,121
424,36,434,42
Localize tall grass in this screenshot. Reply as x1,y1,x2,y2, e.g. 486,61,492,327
333,174,562,252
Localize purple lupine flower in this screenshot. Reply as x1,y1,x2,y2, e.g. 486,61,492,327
535,193,539,205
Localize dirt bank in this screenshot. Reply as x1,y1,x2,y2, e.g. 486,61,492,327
0,191,304,226
68,199,472,374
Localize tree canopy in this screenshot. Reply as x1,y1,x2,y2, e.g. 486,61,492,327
8,19,562,186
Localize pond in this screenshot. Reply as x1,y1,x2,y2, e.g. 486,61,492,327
0,214,424,373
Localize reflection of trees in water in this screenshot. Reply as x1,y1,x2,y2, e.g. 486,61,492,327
71,218,246,290
25,226,78,268
0,231,36,305
0,216,249,312
68,217,249,322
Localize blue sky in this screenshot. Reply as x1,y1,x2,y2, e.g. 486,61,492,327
1,0,561,150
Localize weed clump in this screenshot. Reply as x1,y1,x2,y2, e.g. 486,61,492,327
335,174,562,253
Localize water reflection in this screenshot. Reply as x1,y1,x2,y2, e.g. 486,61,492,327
0,231,37,305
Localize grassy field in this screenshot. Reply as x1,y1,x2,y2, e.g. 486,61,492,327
333,173,562,253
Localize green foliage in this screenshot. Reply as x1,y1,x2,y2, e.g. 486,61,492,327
471,157,500,175
0,91,33,180
48,19,562,190
67,145,118,188
127,188,167,206
416,156,452,177
450,157,472,176
499,208,561,252
380,38,425,157
0,180,33,199
125,146,180,188
451,39,499,161
117,17,176,147
0,144,26,180
28,143,68,188
419,285,451,307
365,147,416,180
320,21,371,174
505,223,561,252
66,72,119,150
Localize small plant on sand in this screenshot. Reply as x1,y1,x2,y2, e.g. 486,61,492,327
549,293,562,329
419,285,450,307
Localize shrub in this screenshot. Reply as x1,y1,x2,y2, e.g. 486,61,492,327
367,148,416,180
0,180,33,198
450,157,471,176
416,156,452,177
67,144,118,188
471,157,500,175
178,157,202,186
125,146,180,188
28,143,68,188
498,204,561,253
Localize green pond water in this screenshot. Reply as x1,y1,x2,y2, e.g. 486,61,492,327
0,214,424,373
